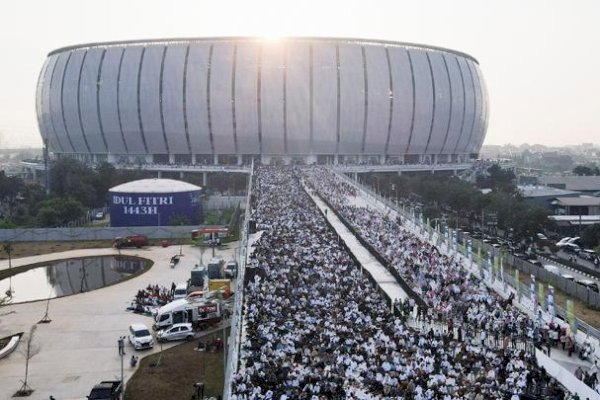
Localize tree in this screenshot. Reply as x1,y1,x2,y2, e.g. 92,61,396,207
49,158,98,207
92,162,117,206
0,171,24,218
15,325,40,396
35,197,86,227
476,164,517,194
573,165,600,176
581,223,600,249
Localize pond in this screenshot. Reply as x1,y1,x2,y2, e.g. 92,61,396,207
0,256,150,303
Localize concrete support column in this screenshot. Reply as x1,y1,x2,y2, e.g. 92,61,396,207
203,172,208,186
179,172,184,179
157,171,162,179
334,154,339,165
169,154,175,164
191,154,197,165
353,172,358,181
237,154,242,165
213,154,219,165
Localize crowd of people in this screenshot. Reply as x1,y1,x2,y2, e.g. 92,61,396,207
127,283,174,313
231,166,576,399
306,167,583,396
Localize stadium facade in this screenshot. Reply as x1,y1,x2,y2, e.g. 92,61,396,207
36,37,488,166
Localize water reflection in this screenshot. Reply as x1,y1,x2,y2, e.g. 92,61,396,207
0,256,149,303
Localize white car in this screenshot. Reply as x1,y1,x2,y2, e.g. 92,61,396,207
128,323,154,350
156,323,194,342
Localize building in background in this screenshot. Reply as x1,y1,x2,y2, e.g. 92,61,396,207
36,37,488,167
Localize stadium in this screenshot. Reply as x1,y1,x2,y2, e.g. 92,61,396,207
35,37,488,167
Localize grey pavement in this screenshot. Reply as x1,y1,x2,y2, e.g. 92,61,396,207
0,243,237,400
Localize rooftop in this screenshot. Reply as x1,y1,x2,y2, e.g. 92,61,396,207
109,178,201,194
539,176,600,191
554,196,600,207
518,185,580,198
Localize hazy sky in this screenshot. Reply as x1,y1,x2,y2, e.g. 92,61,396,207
0,0,599,148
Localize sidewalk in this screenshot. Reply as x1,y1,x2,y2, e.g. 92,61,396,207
0,244,238,400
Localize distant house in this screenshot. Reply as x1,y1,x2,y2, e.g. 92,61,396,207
539,176,600,194
552,196,600,216
518,185,579,210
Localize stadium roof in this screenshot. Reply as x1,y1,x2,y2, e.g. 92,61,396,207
47,36,479,63
109,178,201,193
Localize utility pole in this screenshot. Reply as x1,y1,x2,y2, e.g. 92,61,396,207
118,336,126,399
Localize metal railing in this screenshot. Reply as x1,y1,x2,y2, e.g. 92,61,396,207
223,162,253,400
336,171,600,344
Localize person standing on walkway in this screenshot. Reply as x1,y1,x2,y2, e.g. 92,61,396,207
565,335,574,357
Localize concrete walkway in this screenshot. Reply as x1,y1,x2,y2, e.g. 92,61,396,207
308,190,408,303
0,243,237,400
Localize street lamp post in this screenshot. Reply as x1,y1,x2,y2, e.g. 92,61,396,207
3,242,13,297
118,336,126,399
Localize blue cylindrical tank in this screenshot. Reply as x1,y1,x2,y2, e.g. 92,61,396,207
109,179,202,227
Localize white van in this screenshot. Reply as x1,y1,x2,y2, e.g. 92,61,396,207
173,282,188,300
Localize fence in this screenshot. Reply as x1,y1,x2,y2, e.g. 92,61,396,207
0,225,197,243
223,163,253,400
336,171,600,344
204,195,246,210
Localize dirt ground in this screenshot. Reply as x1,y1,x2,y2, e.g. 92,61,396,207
0,240,112,260
125,331,227,400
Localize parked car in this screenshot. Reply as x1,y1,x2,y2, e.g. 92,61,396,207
128,323,154,350
156,323,194,342
563,243,581,254
113,235,149,249
224,260,238,279
87,380,122,400
94,211,105,220
173,282,188,300
581,249,597,262
577,279,600,293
